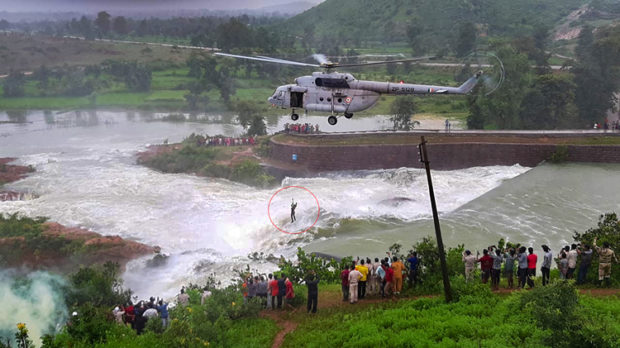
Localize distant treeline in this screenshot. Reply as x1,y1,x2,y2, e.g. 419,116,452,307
466,24,620,130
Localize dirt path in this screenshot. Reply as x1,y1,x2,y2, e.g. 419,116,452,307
263,291,435,348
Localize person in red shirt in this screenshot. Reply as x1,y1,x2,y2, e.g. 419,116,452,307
125,302,135,329
384,261,394,298
527,247,538,285
340,267,350,302
268,274,279,310
285,278,295,310
477,249,493,284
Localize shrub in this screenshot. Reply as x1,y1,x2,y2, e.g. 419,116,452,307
573,212,620,285
549,145,569,163
519,281,579,344
277,247,353,284
66,262,131,308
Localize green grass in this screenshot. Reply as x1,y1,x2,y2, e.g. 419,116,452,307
282,285,620,348
96,92,150,106
150,68,194,90
0,96,91,109
145,90,186,102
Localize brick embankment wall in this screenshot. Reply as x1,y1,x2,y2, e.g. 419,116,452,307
268,137,620,174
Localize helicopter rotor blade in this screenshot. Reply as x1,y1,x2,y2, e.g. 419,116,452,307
312,54,330,65
215,52,319,67
336,56,436,67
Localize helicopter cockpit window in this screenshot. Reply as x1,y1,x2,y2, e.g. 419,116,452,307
277,91,284,98
315,78,350,89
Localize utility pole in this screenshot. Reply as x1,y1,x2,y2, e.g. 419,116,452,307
418,136,452,302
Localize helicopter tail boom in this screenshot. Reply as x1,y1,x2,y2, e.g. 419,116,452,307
355,71,482,95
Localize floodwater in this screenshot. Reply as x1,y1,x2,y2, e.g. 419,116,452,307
1,110,620,300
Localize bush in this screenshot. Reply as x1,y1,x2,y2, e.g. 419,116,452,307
277,247,353,284
229,160,275,188
549,145,569,163
66,262,131,308
573,212,620,285
519,281,579,336
201,163,231,178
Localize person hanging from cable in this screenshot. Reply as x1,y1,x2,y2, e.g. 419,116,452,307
291,199,297,223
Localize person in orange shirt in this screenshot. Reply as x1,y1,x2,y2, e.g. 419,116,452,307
355,259,369,299
391,257,406,295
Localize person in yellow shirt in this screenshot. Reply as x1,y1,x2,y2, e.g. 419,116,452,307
355,259,369,299
391,257,406,295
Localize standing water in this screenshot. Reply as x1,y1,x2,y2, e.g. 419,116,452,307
1,111,620,300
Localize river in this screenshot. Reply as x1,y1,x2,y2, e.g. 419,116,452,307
1,110,620,300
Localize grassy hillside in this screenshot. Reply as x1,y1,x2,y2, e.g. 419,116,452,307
286,0,586,47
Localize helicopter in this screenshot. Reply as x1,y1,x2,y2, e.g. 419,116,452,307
215,52,488,126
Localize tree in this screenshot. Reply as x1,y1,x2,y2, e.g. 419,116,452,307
520,74,578,129
406,23,425,55
78,16,95,40
575,25,594,63
124,63,152,92
215,18,252,51
390,97,417,130
94,11,111,37
456,22,477,58
232,100,266,136
247,115,267,136
186,53,204,78
2,71,26,97
112,16,129,35
234,100,259,128
0,19,10,30
573,25,620,125
466,43,531,129
572,213,620,285
33,65,50,91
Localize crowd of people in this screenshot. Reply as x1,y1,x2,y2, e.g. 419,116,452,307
593,119,620,131
284,123,320,134
340,252,418,304
463,237,618,290
241,271,320,313
106,239,615,327
110,295,171,335
195,136,256,146
108,286,216,335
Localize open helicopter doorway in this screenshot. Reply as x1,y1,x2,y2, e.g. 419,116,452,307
290,92,304,108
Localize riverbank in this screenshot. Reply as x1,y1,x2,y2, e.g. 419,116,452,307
136,137,277,187
0,158,35,201
0,215,158,273
267,131,620,174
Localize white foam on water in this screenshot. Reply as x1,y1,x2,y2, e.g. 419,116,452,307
1,111,531,299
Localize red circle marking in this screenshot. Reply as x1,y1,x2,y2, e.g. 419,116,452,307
267,185,320,235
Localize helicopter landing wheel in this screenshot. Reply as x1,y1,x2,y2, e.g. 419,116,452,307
328,116,338,125
344,112,353,119
291,113,299,121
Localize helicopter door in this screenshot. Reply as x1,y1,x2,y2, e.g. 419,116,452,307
290,92,304,108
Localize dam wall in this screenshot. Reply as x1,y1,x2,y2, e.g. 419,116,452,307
268,132,620,174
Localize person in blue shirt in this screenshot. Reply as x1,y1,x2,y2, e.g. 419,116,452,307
156,300,169,328
407,252,419,287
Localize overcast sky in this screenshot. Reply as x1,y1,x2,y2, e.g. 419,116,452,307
0,0,320,12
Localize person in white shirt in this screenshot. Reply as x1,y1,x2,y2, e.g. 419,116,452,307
462,250,477,282
567,244,579,279
541,245,553,286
